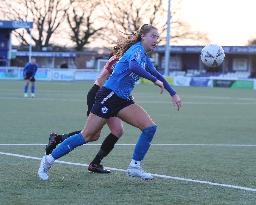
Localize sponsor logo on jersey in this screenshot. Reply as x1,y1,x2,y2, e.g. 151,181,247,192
129,72,140,81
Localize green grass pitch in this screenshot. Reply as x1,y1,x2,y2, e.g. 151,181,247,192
0,80,256,205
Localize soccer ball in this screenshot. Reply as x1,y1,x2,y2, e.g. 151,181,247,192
200,44,225,67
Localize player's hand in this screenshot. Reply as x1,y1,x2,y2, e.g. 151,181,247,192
154,80,164,94
171,94,182,111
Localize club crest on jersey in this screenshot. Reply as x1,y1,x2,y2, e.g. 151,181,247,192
101,106,108,114
134,50,142,61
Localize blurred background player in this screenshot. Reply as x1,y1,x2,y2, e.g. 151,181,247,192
45,50,122,174
23,58,38,97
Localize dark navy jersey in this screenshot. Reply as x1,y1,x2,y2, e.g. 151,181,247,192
23,63,38,77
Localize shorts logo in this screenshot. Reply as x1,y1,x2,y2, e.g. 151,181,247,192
101,106,108,114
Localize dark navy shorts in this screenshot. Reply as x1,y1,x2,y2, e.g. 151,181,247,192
91,87,134,119
24,74,35,82
86,84,100,116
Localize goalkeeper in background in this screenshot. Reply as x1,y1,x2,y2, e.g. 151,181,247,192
23,58,38,97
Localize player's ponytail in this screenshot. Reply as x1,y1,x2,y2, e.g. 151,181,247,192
113,24,157,58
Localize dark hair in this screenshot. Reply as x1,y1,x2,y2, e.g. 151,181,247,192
114,24,157,58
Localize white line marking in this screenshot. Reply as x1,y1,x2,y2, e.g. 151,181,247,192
183,95,256,101
0,96,256,105
1,143,256,147
0,151,256,192
139,101,256,105
0,144,46,146
0,89,255,101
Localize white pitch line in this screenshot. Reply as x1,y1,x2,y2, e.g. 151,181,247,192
183,95,256,101
151,174,256,192
0,96,256,105
0,89,255,101
0,151,256,193
1,143,256,147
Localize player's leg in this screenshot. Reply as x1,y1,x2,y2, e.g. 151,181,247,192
45,130,82,155
46,118,123,172
38,113,107,180
88,117,123,173
46,118,123,173
45,84,99,154
30,78,36,97
24,79,30,97
117,104,157,180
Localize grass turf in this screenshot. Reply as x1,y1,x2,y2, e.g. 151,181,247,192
0,80,256,205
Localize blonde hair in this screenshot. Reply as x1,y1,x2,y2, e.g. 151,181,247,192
113,24,157,58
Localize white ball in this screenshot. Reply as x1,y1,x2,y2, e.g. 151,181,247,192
200,44,225,67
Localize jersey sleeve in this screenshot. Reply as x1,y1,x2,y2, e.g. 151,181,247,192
146,57,176,96
129,60,157,83
23,63,29,76
33,65,38,76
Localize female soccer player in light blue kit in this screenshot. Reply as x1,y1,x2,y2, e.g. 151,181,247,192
38,24,182,180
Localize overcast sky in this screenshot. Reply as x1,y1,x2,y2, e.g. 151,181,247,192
180,0,256,45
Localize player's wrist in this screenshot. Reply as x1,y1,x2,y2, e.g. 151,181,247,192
170,91,177,97
153,78,159,83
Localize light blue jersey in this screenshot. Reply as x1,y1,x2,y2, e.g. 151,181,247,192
104,42,147,99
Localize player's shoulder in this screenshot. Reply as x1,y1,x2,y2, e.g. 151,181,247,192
130,42,144,51
145,55,151,62
127,42,145,57
24,62,30,67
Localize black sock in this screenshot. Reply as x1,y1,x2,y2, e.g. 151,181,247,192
91,133,119,165
61,130,82,142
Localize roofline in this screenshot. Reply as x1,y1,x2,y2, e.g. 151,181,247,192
155,45,256,54
0,20,33,29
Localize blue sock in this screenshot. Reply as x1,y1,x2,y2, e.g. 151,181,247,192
132,125,157,161
51,133,86,160
31,84,35,93
24,84,28,93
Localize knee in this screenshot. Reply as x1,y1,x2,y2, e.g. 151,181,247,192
87,134,100,142
81,130,100,142
142,124,157,136
90,134,100,141
111,127,124,138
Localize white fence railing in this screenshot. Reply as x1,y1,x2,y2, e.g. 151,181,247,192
0,67,99,81
1,67,256,89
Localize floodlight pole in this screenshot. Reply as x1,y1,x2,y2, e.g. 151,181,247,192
7,31,12,66
29,29,32,62
164,0,171,76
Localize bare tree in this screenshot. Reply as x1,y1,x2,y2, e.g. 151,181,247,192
169,21,209,45
67,0,104,51
101,0,163,43
1,0,71,50
248,38,256,45
101,0,208,45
